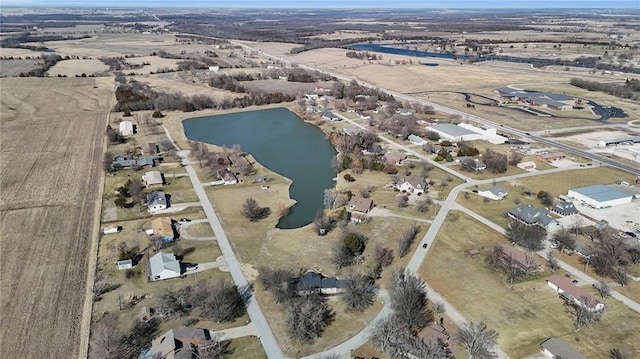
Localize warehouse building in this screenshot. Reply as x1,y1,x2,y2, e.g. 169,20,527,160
567,185,634,209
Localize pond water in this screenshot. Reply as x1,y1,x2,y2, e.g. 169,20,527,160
183,107,337,229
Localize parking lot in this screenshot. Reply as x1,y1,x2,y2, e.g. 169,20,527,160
574,200,640,235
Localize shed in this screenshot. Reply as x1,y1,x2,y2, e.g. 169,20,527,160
117,259,133,270
119,121,134,136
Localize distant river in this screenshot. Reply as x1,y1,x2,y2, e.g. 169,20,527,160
183,107,337,229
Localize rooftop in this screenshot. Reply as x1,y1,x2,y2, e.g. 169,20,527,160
540,338,586,359
429,123,477,137
570,185,632,202
349,196,373,213
547,275,599,307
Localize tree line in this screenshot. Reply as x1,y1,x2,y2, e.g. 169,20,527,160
570,78,640,101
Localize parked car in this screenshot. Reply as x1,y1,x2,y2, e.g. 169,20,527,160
550,241,559,249
422,243,428,249
179,218,192,222
185,264,198,271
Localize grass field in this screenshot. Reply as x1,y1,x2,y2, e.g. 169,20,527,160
0,77,111,359
419,211,640,358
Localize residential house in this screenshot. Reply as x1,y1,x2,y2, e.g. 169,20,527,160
217,168,238,185
150,327,212,359
151,217,175,242
142,170,164,187
507,204,559,232
551,200,578,216
408,134,427,145
477,185,508,200
343,126,361,137
540,337,586,359
459,157,487,172
119,120,134,136
383,151,407,165
495,243,539,272
148,252,181,281
141,142,159,155
363,143,384,155
291,271,349,295
137,156,157,168
111,155,138,170
516,161,536,171
348,196,374,223
535,152,566,162
322,111,339,121
397,176,428,195
546,275,604,311
147,191,168,213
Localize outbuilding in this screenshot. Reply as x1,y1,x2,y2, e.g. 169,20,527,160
119,120,134,136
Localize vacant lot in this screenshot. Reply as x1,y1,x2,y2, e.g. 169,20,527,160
47,59,110,77
419,212,640,358
0,77,111,359
0,59,41,77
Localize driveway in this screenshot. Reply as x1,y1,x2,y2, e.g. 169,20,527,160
151,201,201,214
183,258,228,275
178,219,216,241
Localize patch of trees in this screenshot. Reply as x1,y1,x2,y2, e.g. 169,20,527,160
482,149,508,173
371,269,451,358
17,53,62,77
1,33,90,50
505,220,546,252
333,79,395,103
332,230,369,268
570,78,640,101
105,125,126,144
398,223,421,258
537,190,554,206
287,68,333,83
457,321,498,359
586,228,638,285
90,315,160,359
345,51,380,60
113,179,144,209
241,198,271,221
208,73,257,92
456,143,480,157
289,38,377,54
485,244,538,285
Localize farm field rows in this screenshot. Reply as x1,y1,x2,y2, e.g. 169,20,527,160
0,77,111,359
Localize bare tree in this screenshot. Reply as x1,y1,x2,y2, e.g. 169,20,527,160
90,315,122,359
286,294,334,343
375,246,394,267
553,229,576,252
390,269,433,331
342,273,378,312
613,267,630,287
323,188,336,209
594,281,611,299
505,220,546,252
331,239,354,269
457,321,498,359
416,198,430,213
609,347,630,359
572,301,602,330
257,267,295,303
241,197,271,221
313,212,335,235
194,334,230,359
546,251,559,272
396,194,409,208
398,223,420,258
201,279,245,323
371,316,450,359
155,287,191,318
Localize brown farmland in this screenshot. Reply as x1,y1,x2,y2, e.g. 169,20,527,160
0,77,111,359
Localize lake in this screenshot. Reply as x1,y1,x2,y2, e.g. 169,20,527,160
183,107,337,229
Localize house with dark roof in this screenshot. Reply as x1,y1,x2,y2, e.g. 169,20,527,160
291,271,349,295
540,338,586,359
217,169,238,185
507,204,559,232
397,176,428,195
147,191,168,213
458,157,487,172
546,275,604,311
551,200,578,216
149,327,212,359
322,111,339,121
112,155,138,170
137,156,157,168
477,185,508,200
495,243,539,272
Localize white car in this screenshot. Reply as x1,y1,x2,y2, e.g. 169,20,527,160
550,241,559,249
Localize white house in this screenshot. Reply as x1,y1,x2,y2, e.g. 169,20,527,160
397,176,428,195
208,66,220,72
408,134,427,145
477,185,508,200
148,252,181,281
217,169,238,185
147,191,168,213
567,185,634,209
546,275,604,312
119,120,134,136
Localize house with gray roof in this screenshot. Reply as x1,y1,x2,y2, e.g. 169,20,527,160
147,191,168,213
148,252,181,281
551,200,578,216
397,176,428,195
540,337,586,359
291,271,349,295
322,111,339,121
477,185,508,200
507,204,559,232
408,134,427,145
459,157,487,172
137,156,157,168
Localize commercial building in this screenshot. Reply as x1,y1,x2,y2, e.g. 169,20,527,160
567,185,634,209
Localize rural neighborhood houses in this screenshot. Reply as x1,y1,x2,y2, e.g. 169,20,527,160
383,151,407,165
540,337,587,359
551,200,579,216
397,176,429,195
535,152,566,163
216,168,238,185
291,271,349,295
147,190,168,213
546,275,605,312
322,111,339,121
144,327,213,359
142,170,164,187
348,195,374,223
151,217,176,242
141,142,159,155
507,204,559,232
495,243,539,272
148,252,182,281
119,120,134,136
408,134,427,145
459,157,487,172
476,185,508,200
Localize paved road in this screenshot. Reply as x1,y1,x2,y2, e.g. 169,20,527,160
176,149,284,359
454,203,640,314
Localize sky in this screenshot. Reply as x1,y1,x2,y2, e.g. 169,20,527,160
2,0,639,8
